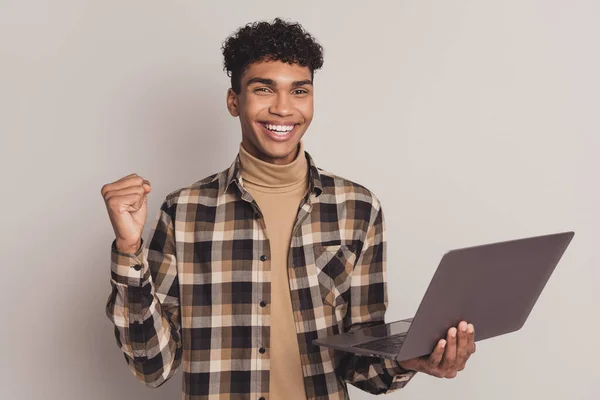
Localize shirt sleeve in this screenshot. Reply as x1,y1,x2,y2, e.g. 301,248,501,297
105,196,183,388
339,201,418,394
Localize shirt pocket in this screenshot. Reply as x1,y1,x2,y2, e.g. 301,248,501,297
313,243,357,308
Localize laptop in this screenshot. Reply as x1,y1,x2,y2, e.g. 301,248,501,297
313,231,575,362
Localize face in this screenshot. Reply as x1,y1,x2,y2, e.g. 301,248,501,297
226,60,314,165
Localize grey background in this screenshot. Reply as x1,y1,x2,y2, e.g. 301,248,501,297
1,1,598,399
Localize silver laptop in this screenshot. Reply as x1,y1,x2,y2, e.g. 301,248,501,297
313,231,575,362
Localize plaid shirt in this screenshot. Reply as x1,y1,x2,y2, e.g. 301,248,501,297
105,148,417,399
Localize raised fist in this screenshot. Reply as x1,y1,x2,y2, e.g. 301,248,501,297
101,173,152,253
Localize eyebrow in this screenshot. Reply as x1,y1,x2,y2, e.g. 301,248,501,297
246,77,313,88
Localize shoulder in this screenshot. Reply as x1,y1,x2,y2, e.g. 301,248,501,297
317,167,383,213
162,168,228,206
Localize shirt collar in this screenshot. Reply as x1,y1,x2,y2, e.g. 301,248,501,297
222,145,323,197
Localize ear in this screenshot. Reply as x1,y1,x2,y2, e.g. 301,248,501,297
226,88,239,117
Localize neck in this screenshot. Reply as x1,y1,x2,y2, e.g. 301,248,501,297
238,140,308,189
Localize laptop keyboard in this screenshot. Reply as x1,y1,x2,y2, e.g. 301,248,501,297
354,332,408,354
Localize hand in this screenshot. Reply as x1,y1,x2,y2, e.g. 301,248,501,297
101,173,152,253
398,321,476,379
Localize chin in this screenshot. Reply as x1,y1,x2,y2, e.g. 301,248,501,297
252,137,299,161
261,141,297,156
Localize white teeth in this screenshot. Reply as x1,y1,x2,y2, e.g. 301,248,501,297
263,123,294,133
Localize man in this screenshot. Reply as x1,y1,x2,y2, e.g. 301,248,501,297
102,18,475,400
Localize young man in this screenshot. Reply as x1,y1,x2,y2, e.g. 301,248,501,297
102,18,475,400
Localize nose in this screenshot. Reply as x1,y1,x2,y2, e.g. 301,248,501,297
269,93,293,117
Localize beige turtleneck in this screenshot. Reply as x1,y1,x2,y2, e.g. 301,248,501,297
238,140,309,400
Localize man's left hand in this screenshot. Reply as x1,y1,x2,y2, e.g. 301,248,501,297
398,320,476,379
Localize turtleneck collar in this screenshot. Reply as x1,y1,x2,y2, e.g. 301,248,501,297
238,140,309,193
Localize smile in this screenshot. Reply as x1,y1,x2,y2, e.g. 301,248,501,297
258,122,298,141
260,123,296,134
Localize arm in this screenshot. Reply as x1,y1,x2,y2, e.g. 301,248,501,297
339,202,418,394
105,197,183,388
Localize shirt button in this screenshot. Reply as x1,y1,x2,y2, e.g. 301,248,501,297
260,300,267,307
260,255,267,262
254,212,261,219
259,347,266,354
133,264,142,271
336,251,343,258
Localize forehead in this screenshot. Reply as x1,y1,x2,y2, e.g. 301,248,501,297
242,60,312,85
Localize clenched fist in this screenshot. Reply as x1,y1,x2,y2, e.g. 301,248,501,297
101,173,152,253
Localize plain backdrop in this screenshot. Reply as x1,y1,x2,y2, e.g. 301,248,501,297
1,1,598,399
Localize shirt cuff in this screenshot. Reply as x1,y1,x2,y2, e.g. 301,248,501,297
385,358,418,391
110,238,147,287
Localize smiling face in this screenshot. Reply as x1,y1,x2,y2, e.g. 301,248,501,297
226,60,314,165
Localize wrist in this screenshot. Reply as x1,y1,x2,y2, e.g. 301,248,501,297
398,360,415,372
116,239,141,254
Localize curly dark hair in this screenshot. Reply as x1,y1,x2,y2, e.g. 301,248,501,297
221,17,324,94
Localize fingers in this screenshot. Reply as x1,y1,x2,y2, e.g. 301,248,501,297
439,327,457,372
105,186,150,214
438,321,472,378
405,321,476,379
121,192,146,211
104,185,147,203
101,174,151,197
445,370,458,379
426,339,446,375
416,322,477,379
455,321,469,367
458,323,475,371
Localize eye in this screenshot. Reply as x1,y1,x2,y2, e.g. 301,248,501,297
293,89,309,95
254,87,271,93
